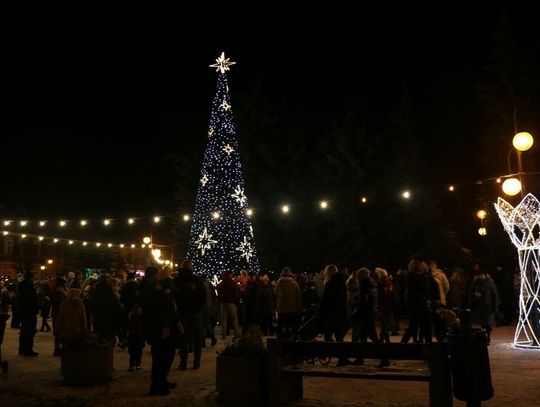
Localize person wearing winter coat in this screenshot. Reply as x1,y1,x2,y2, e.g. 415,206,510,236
319,264,350,365
140,267,179,396
401,257,440,344
16,272,40,356
217,271,241,339
469,271,499,344
38,280,52,332
55,288,87,347
201,277,218,347
174,260,206,370
89,277,122,344
320,265,349,341
429,260,450,305
51,277,68,356
259,274,276,336
375,268,398,343
274,267,302,339
127,304,145,371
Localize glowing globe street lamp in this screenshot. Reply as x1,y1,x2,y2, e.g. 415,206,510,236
502,178,522,197
503,131,534,197
513,131,534,152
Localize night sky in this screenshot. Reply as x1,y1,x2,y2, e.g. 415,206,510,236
2,3,538,231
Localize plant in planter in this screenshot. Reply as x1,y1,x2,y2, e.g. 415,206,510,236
216,325,268,404
61,332,114,385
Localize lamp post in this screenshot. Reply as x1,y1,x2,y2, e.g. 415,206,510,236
476,209,487,236
502,131,534,197
495,130,540,348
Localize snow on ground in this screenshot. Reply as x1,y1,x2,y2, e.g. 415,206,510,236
1,325,539,406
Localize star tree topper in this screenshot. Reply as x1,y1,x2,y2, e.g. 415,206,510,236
195,227,218,256
210,52,236,74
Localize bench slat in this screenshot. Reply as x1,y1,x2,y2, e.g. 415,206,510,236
282,365,430,381
279,340,437,360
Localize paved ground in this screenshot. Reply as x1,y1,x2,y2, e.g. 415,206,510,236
1,324,540,406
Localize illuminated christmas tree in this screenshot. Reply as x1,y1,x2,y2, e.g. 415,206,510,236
187,52,260,278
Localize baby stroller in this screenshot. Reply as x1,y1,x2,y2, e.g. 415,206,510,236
288,306,330,365
289,312,322,341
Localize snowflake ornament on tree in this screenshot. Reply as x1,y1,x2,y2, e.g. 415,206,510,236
194,227,218,256
223,144,234,155
236,236,254,262
231,185,247,206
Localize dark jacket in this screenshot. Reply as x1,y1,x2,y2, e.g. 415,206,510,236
469,274,499,326
217,274,240,305
406,271,440,312
319,273,348,317
16,280,39,316
140,278,179,343
120,279,140,314
174,268,206,316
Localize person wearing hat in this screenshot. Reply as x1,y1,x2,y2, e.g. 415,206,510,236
55,288,87,347
274,267,302,339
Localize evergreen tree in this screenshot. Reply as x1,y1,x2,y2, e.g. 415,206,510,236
186,53,260,278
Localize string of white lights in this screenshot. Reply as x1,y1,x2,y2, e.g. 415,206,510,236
1,171,538,229
0,229,161,250
1,215,166,228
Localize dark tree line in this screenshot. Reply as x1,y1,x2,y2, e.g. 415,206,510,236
172,12,540,274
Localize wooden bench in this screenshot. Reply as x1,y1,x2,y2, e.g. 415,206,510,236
267,339,452,407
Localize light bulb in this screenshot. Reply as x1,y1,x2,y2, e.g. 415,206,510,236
476,210,487,220
502,178,522,196
513,132,534,152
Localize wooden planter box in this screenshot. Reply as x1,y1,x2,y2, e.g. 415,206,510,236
216,354,268,404
61,344,114,385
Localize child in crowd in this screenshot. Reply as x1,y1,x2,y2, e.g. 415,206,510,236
127,304,145,371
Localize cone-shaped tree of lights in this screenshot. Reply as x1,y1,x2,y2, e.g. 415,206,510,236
187,52,260,279
495,193,540,348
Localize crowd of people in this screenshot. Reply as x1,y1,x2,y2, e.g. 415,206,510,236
0,255,516,395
